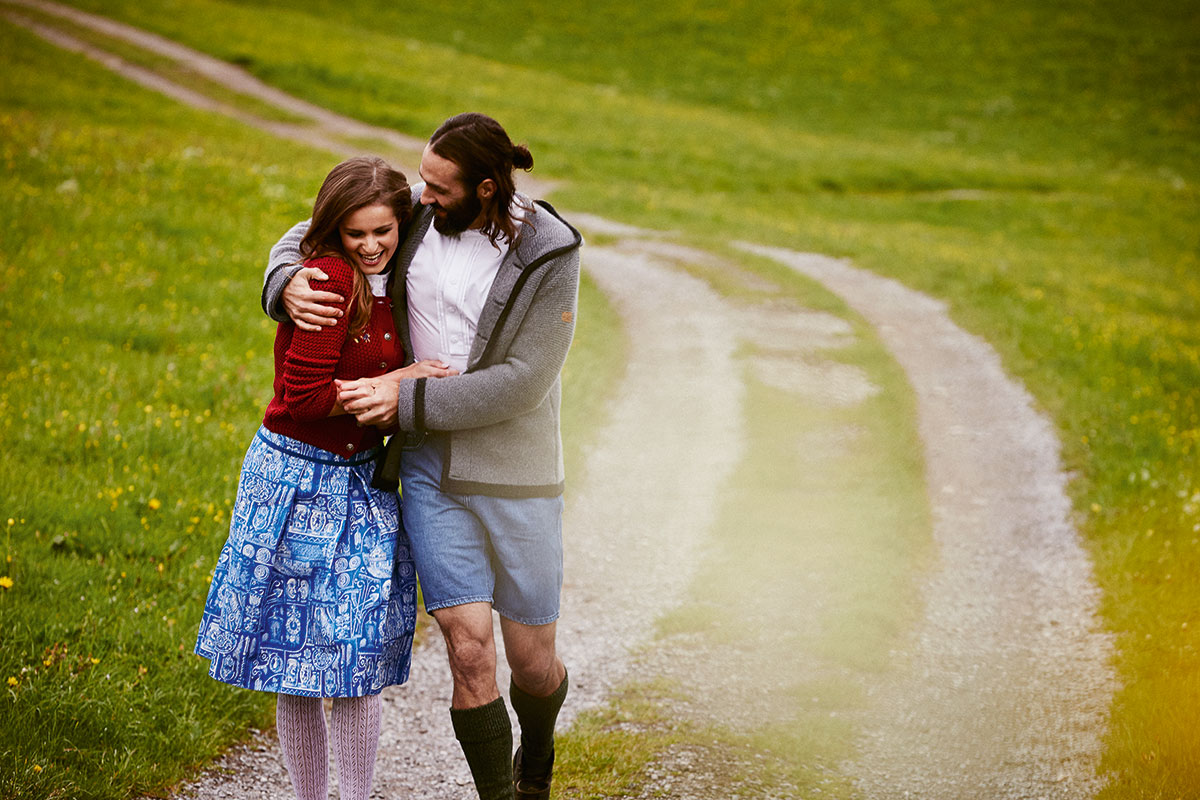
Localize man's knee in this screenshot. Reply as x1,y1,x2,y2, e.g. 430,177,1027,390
510,655,563,696
503,619,563,695
435,604,497,683
508,641,555,676
444,632,495,680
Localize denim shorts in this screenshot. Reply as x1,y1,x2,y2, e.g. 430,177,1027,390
399,435,564,626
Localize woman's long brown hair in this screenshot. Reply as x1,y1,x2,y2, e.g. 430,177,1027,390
299,157,411,338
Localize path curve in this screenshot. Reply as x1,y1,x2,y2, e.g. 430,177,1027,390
738,244,1117,799
5,7,1117,797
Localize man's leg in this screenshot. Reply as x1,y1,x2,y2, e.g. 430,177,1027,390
401,439,512,799
438,601,501,707
502,618,568,800
503,618,565,697
438,602,514,800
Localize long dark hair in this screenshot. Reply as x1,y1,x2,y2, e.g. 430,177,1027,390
429,112,534,247
299,156,411,337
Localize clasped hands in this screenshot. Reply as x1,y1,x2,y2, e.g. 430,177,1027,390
336,360,458,428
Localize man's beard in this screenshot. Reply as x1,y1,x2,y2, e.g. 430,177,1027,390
432,193,483,236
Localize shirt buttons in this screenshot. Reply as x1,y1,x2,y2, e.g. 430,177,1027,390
345,443,355,453
379,361,387,368
383,333,392,340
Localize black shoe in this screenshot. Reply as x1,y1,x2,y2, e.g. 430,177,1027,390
513,745,554,800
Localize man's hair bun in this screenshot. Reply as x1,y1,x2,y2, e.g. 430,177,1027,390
512,144,534,171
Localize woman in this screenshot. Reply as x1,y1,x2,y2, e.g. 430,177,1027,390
195,156,454,800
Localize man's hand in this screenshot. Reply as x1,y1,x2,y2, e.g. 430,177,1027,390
337,361,459,428
283,267,344,332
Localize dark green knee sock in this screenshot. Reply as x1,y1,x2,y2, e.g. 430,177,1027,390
510,669,569,770
450,697,514,800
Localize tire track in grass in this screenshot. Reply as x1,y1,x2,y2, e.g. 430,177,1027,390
738,244,1117,799
2,0,551,198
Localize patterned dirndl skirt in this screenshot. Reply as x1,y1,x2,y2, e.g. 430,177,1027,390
195,426,416,697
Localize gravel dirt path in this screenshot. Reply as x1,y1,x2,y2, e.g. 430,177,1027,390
738,245,1117,799
6,6,1117,797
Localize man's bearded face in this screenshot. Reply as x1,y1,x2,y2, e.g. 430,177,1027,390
431,190,483,236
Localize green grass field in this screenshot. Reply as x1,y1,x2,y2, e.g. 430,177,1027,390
3,0,1198,797
0,20,313,794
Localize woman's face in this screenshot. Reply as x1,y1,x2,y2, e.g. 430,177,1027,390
338,203,400,274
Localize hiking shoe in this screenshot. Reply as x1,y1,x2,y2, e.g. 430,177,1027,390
513,745,554,800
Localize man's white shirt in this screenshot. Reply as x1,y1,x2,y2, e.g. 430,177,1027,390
406,213,519,374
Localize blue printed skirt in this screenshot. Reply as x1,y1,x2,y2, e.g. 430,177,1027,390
195,427,416,697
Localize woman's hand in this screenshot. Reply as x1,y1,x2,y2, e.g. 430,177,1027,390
283,267,345,332
336,361,458,428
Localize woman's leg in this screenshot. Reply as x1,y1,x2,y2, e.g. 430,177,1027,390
276,693,328,800
330,694,383,800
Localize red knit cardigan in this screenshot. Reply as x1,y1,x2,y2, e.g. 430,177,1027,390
261,256,402,458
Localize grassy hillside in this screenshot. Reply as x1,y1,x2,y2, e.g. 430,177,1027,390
0,18,313,794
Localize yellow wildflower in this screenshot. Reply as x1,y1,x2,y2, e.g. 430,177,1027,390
32,765,42,773
6,676,16,687
0,576,12,589
148,498,162,511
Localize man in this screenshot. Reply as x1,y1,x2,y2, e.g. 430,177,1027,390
262,113,582,800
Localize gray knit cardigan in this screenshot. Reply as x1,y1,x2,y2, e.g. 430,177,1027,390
262,191,582,497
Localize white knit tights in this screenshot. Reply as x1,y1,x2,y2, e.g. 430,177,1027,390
276,693,382,800
330,694,383,800
276,694,327,800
